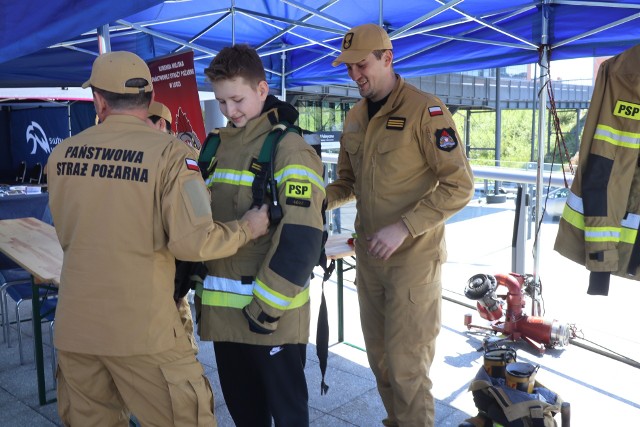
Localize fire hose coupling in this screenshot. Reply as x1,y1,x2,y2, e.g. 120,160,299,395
465,274,503,319
464,272,573,351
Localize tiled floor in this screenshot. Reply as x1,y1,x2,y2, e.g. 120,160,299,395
1,200,639,426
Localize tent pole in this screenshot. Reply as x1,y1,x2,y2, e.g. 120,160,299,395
232,0,236,46
97,24,111,54
281,51,286,100
534,1,550,285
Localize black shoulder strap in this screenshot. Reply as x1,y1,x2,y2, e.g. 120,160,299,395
198,129,221,185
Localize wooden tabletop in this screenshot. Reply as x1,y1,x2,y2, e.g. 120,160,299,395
325,233,356,260
0,217,62,285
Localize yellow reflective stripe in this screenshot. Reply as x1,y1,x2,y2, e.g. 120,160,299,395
196,282,309,309
561,202,584,230
253,278,310,310
275,165,326,194
595,124,640,149
199,290,253,308
562,191,640,244
620,228,638,245
212,168,254,186
584,226,620,243
563,200,638,244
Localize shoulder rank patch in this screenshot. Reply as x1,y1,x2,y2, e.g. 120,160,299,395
386,117,406,130
614,100,640,120
185,158,200,172
428,106,443,117
285,182,312,199
435,128,458,152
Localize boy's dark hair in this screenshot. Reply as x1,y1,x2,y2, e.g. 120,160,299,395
204,44,267,88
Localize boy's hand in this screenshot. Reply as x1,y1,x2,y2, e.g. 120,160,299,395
241,204,270,239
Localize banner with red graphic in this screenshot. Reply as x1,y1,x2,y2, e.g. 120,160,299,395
147,51,205,150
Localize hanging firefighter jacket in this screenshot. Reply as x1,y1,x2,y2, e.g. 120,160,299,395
554,43,640,296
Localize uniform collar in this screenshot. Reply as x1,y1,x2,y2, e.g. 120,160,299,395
377,74,404,116
102,114,149,127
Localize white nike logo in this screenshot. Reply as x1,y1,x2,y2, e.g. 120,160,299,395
269,346,284,356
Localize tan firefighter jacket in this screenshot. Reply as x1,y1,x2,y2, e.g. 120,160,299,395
555,44,640,295
47,114,253,356
326,76,474,266
196,101,325,345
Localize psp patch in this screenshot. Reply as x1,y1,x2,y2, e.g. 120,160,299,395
386,117,406,130
434,128,458,152
614,100,640,120
285,182,312,199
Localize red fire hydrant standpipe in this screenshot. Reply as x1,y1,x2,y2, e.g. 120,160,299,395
464,272,571,353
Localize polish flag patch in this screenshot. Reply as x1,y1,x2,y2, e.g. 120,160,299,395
428,106,443,116
185,158,200,172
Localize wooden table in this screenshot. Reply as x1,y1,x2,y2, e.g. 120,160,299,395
324,233,356,346
0,217,61,405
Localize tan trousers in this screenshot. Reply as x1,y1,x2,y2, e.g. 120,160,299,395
356,257,442,427
56,331,215,427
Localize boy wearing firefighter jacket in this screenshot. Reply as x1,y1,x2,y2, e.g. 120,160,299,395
327,24,474,426
195,44,325,426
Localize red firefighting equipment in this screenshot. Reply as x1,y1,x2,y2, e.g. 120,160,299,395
463,273,572,353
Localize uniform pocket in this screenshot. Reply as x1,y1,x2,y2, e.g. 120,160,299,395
342,132,363,176
408,279,441,304
159,360,215,426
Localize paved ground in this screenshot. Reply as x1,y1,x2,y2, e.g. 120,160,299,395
1,198,639,426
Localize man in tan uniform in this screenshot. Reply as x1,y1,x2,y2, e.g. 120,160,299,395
327,24,474,426
47,51,269,426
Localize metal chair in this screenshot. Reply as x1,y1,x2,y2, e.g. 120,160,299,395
1,270,57,364
0,268,31,344
15,161,27,183
28,162,43,185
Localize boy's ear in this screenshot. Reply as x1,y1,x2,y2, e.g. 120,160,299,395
257,80,269,100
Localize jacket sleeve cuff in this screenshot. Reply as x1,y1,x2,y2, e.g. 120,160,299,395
587,272,610,296
237,219,252,244
401,213,421,238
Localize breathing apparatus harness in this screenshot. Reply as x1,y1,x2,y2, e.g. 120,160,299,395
198,111,300,224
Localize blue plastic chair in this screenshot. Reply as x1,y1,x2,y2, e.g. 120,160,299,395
0,268,32,344
1,269,57,365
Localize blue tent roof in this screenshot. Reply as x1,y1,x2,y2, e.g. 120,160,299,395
2,1,640,90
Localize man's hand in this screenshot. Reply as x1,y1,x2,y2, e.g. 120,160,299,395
241,204,270,239
366,220,410,260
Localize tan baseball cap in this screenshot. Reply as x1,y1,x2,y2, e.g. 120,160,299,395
82,51,153,94
332,24,393,66
148,101,172,124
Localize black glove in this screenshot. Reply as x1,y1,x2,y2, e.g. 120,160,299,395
242,299,280,335
174,261,208,302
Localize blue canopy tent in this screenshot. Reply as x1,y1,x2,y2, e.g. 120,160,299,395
2,1,640,91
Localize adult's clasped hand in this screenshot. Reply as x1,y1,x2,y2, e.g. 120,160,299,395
241,204,270,239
